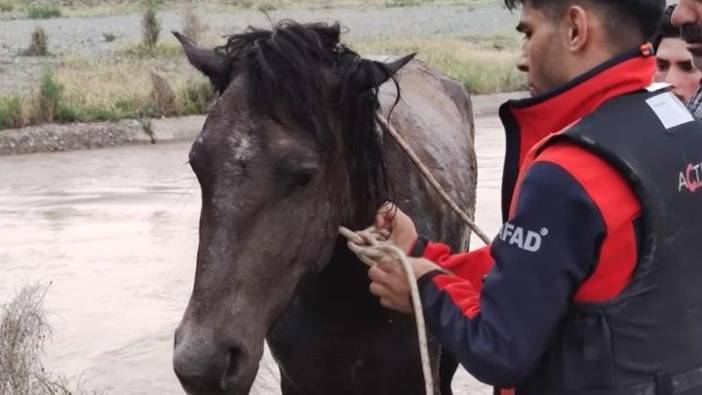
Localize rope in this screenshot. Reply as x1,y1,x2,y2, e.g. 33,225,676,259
377,116,491,245
338,226,434,395
339,117,490,394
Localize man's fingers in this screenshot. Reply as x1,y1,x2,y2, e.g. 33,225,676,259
369,282,391,298
375,202,396,230
368,264,391,283
379,297,394,309
376,257,399,273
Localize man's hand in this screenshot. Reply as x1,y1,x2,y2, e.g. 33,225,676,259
368,256,440,313
375,202,418,255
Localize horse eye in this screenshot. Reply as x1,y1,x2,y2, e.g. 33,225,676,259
294,169,316,188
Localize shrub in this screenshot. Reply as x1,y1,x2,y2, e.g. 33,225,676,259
0,97,25,129
142,0,161,51
0,284,103,394
0,2,13,12
36,69,64,123
23,27,49,56
26,3,62,19
103,32,116,42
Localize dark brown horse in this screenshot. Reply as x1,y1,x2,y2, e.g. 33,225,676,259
172,21,477,395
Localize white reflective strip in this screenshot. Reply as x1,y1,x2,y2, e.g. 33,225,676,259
646,92,694,130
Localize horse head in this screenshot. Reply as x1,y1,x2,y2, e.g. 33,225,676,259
172,21,414,394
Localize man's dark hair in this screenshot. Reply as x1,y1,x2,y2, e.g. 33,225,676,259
504,0,665,49
652,5,679,50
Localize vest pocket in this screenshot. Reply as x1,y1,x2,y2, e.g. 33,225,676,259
561,306,616,390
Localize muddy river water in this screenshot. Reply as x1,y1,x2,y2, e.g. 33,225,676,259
0,116,505,394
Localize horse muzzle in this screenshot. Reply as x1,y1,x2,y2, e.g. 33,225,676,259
173,326,258,395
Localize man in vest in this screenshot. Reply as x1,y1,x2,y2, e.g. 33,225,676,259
368,1,702,394
674,0,702,119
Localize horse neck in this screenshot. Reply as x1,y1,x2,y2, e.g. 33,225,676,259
296,233,385,318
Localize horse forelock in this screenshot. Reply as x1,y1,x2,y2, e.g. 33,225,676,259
215,20,395,220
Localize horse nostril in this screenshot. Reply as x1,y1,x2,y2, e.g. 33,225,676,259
220,347,245,389
174,344,230,392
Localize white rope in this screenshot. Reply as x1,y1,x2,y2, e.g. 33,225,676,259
340,117,490,394
377,116,491,246
338,226,434,395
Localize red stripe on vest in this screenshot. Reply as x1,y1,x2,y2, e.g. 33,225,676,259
535,143,641,302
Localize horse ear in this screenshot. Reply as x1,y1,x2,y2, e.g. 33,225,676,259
173,31,230,89
361,53,416,90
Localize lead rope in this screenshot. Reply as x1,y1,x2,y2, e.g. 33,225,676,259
339,117,491,394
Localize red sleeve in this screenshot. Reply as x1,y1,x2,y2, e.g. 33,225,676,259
422,243,494,292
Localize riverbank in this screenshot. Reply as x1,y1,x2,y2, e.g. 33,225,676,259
0,92,526,155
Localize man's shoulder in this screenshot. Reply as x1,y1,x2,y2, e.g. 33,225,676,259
533,142,641,221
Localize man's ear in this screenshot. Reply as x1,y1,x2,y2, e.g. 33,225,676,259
564,5,590,52
173,31,231,92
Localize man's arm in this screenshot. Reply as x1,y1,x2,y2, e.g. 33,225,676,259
418,162,605,386
376,206,495,290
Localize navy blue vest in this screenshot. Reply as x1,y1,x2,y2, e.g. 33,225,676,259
517,88,702,395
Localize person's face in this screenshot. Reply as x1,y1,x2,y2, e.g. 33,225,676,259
655,37,702,102
516,4,569,96
672,0,702,71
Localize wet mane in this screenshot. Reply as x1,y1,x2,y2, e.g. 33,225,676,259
215,20,394,220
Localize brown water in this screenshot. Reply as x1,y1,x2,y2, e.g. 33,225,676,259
0,116,504,394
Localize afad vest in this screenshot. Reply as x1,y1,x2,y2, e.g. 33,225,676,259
512,87,702,395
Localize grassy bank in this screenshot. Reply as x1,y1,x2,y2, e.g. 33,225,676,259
0,33,521,130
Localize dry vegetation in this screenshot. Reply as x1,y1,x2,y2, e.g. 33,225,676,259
0,284,101,395
352,35,524,94
0,33,521,129
0,0,521,130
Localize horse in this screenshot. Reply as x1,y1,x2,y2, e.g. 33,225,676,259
172,21,477,395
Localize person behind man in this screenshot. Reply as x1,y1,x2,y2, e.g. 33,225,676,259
368,1,702,394
674,0,702,119
654,5,702,102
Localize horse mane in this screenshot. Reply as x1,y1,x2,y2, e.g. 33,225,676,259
216,20,395,221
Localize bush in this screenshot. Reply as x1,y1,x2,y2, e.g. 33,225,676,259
0,284,103,395
23,27,49,56
26,3,62,19
0,97,25,129
142,0,161,51
0,2,13,12
103,32,116,42
0,284,52,394
36,69,64,123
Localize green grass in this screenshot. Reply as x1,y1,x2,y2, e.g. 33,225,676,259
0,97,23,129
352,35,525,94
26,3,62,19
